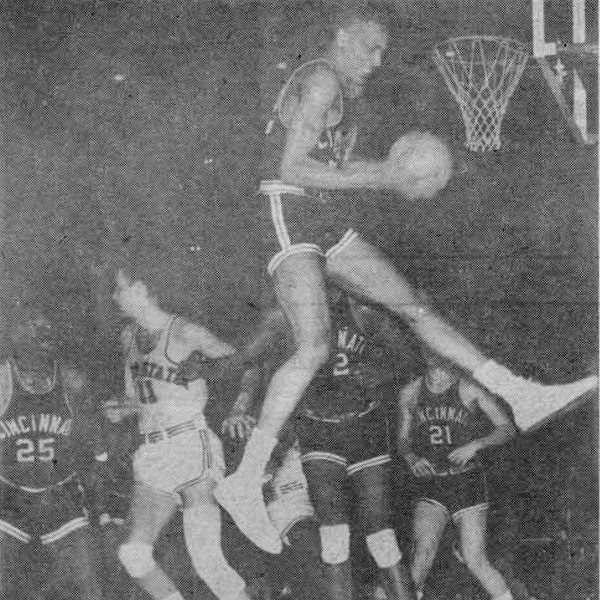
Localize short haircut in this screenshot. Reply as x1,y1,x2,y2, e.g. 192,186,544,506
328,1,389,36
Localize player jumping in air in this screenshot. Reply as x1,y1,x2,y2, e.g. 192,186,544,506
0,303,106,600
106,270,253,600
206,1,597,555
397,350,517,600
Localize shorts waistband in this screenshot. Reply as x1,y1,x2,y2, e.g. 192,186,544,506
302,401,380,423
258,180,331,202
141,419,203,444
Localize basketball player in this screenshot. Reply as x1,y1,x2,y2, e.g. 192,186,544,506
107,270,252,600
213,1,597,554
219,286,422,600
0,303,105,600
397,350,517,600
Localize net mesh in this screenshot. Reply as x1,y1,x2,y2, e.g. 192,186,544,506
433,36,529,152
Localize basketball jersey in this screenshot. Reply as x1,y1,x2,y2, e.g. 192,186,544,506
260,59,360,182
0,361,76,490
413,379,482,475
302,294,396,421
125,317,209,433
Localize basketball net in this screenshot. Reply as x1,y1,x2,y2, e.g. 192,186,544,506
433,36,529,152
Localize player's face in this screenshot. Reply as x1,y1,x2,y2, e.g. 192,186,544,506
113,270,154,319
337,20,388,87
10,312,54,355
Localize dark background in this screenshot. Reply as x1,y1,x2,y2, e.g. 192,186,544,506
0,0,597,597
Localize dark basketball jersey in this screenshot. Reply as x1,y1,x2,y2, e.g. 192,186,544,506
0,362,76,490
261,59,361,182
302,295,396,421
413,380,482,475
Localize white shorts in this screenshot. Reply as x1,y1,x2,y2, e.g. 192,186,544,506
133,425,225,497
266,443,315,539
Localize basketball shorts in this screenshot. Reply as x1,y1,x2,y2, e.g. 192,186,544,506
259,180,359,275
133,424,225,497
265,442,315,540
0,477,89,545
297,404,391,476
413,469,489,520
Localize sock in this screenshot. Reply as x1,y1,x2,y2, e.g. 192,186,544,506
493,592,513,600
163,592,185,600
472,360,515,393
236,427,278,480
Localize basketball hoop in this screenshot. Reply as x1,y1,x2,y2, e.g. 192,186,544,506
433,36,529,152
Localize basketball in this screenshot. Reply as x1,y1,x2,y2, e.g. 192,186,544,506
387,131,453,200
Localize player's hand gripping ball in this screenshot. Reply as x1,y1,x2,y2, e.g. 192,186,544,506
386,131,452,200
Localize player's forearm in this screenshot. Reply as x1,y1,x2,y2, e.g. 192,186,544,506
233,367,262,414
280,156,388,191
473,423,516,451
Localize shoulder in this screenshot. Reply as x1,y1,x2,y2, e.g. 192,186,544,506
59,364,89,395
400,376,423,406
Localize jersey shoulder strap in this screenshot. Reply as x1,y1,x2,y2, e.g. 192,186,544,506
0,360,13,418
267,59,343,134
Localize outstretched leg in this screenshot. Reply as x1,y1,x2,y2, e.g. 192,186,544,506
326,235,597,429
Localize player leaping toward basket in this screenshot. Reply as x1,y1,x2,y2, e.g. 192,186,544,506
210,2,597,555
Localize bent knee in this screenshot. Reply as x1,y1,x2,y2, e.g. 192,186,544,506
366,529,402,569
320,523,350,564
294,341,330,372
118,543,156,579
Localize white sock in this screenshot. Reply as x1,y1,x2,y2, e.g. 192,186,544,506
163,592,185,600
472,360,518,397
493,591,513,600
236,427,278,480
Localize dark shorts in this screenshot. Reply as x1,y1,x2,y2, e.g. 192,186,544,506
0,478,89,544
413,469,488,520
259,180,358,275
297,404,391,476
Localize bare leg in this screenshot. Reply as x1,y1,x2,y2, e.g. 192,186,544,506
181,478,250,600
215,252,331,553
118,482,181,600
456,508,512,599
326,236,486,373
410,501,448,597
327,235,598,428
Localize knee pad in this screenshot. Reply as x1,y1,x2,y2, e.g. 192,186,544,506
118,543,156,579
366,529,402,569
319,524,350,565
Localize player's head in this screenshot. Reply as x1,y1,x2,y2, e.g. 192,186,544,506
328,2,388,87
113,269,166,330
8,301,54,358
421,346,460,385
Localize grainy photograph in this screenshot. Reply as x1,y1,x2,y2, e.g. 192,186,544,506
0,1,597,599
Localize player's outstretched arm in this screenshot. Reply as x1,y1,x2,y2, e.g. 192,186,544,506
447,381,517,467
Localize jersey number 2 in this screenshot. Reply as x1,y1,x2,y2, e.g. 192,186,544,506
429,425,452,445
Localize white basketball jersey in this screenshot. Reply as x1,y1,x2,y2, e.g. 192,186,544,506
125,317,209,433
